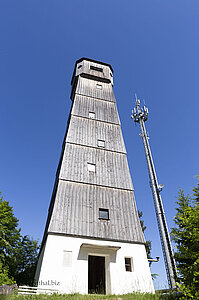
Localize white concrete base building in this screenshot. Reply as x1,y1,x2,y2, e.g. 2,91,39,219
35,58,155,295
35,235,154,294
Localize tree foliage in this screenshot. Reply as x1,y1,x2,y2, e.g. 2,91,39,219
171,177,199,299
0,192,21,285
0,192,40,286
8,235,40,285
0,261,15,285
0,193,21,260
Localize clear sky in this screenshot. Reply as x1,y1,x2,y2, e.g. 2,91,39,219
0,0,199,290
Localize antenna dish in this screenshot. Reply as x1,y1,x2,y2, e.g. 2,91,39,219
158,184,164,191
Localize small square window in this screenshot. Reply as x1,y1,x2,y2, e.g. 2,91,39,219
89,112,95,119
125,257,132,272
96,84,102,89
97,140,105,147
87,163,96,172
99,208,109,220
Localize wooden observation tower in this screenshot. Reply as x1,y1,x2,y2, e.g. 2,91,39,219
35,58,154,295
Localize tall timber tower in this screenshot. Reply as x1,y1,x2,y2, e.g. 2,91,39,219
35,58,154,295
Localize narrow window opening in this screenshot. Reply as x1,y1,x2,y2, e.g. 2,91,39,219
97,140,105,148
96,84,102,89
78,64,82,69
99,208,109,220
63,251,72,267
87,163,96,172
89,112,95,119
90,65,103,72
125,257,132,272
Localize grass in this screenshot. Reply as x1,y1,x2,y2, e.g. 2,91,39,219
0,291,181,300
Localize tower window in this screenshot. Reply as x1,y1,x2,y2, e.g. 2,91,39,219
63,251,72,267
78,64,82,69
89,112,95,119
90,65,103,72
87,163,96,172
97,140,105,147
96,84,102,89
99,208,109,220
125,257,133,272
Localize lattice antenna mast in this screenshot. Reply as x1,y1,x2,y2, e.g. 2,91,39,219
131,98,177,289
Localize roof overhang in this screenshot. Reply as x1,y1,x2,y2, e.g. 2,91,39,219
80,243,121,252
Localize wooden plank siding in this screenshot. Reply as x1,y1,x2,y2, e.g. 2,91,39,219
49,181,144,243
75,77,115,102
59,144,132,190
65,116,126,153
71,94,120,125
45,58,145,244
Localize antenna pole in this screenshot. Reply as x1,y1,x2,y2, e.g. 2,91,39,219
131,99,177,289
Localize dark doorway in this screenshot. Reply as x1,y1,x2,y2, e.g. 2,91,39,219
88,255,106,294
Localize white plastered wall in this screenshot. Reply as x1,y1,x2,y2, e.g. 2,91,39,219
36,234,154,294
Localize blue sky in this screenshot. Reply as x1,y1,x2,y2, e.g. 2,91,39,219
1,0,199,290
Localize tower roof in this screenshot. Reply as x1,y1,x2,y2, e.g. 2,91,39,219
76,57,114,73
71,57,113,86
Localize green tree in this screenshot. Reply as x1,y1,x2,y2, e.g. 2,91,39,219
0,192,21,285
8,235,40,285
0,192,40,286
171,177,199,299
0,193,21,258
0,261,15,285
